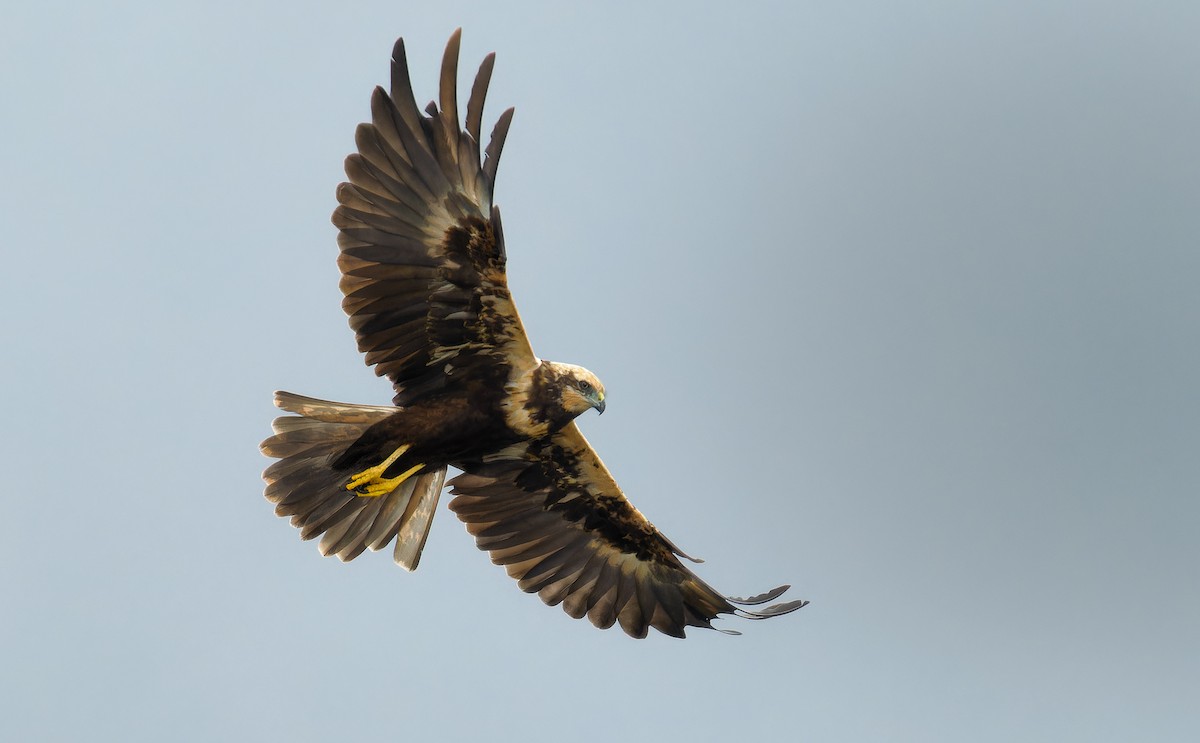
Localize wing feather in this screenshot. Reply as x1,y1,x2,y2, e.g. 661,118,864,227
334,31,537,406
560,554,607,619
448,424,807,638
465,53,495,150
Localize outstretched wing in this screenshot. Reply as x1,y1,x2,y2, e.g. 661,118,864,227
333,30,537,406
448,424,807,638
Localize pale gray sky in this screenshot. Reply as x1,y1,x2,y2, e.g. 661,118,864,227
3,1,1198,741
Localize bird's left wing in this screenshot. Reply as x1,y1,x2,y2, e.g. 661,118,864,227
448,423,806,638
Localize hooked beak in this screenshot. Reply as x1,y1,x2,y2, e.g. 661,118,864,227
592,393,606,415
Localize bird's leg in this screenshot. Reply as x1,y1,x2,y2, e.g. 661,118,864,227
345,444,425,497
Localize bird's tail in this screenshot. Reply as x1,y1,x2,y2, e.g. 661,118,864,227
260,391,446,570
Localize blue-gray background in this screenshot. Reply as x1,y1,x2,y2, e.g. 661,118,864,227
3,1,1197,741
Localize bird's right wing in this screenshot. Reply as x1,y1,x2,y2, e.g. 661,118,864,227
448,423,807,638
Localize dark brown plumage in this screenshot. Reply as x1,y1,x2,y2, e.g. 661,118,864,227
260,30,806,637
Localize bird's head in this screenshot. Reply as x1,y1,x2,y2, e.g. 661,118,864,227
544,361,606,418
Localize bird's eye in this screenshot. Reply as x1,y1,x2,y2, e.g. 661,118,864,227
578,380,592,392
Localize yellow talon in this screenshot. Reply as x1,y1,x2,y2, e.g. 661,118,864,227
353,463,425,497
345,444,425,497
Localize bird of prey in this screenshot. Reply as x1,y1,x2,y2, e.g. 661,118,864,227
260,30,806,638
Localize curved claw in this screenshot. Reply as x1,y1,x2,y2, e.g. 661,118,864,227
345,444,424,497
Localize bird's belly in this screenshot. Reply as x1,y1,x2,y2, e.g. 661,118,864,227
333,394,519,476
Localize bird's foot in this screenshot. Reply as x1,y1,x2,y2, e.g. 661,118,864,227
345,444,424,497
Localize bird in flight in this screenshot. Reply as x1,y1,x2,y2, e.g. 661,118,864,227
260,30,806,638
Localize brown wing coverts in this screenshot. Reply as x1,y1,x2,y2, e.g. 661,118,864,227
448,424,807,638
333,30,535,405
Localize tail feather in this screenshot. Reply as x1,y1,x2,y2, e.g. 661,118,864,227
260,391,447,570
393,468,446,570
272,391,397,421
